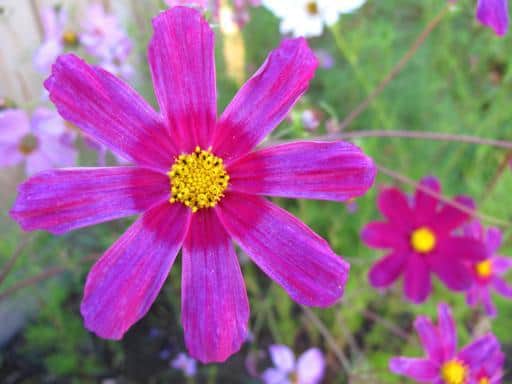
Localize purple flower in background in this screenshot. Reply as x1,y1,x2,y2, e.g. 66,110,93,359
464,221,512,317
301,109,321,131
314,49,335,69
34,6,78,74
262,345,325,384
80,4,134,79
390,303,501,384
0,108,76,175
362,176,486,303
471,347,505,384
476,0,509,36
171,353,197,377
11,7,375,362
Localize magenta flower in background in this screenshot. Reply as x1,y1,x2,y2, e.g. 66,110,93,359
476,0,509,36
171,352,197,377
80,3,134,79
471,347,505,384
463,220,512,317
10,7,375,362
34,6,77,74
390,303,501,384
0,108,76,175
262,345,325,384
362,176,486,303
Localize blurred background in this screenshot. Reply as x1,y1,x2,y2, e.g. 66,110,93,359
1,0,512,382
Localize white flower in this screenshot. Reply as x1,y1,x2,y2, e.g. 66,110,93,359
262,0,366,37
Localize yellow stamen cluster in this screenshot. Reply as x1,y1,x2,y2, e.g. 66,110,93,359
62,31,78,46
18,134,38,155
475,260,493,279
441,359,467,384
306,1,319,15
168,146,229,213
479,377,490,384
410,226,437,253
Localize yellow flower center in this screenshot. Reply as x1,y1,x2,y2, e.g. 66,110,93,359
306,1,319,15
168,146,229,213
479,377,490,384
18,134,38,155
410,227,436,253
475,260,493,279
441,359,467,384
62,31,78,46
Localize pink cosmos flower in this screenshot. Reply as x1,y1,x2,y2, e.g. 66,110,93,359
463,221,512,317
262,345,325,384
0,108,77,175
10,7,375,363
362,176,486,303
471,347,505,384
390,303,501,384
476,0,509,36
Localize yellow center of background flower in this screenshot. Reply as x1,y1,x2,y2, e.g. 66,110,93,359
18,134,38,155
475,260,493,278
306,1,319,15
410,226,436,253
168,146,229,213
441,359,467,384
62,31,78,46
479,377,490,384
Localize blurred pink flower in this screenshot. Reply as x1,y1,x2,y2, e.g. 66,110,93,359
0,108,77,175
390,303,502,384
262,345,325,384
301,109,320,131
362,176,486,303
463,221,512,317
232,0,261,27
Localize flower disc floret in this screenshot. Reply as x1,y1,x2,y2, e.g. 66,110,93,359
410,226,436,253
168,146,229,213
441,359,467,384
475,259,493,279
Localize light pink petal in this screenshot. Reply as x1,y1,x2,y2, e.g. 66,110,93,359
0,144,23,167
430,254,472,292
436,237,487,262
81,202,190,339
25,150,54,176
227,141,375,201
361,221,408,249
414,176,441,223
377,188,413,227
181,209,249,363
368,251,408,288
404,253,431,303
212,38,318,162
10,167,169,234
261,368,290,384
389,357,439,382
476,0,509,36
0,109,31,143
430,196,474,236
296,348,325,384
217,192,349,307
148,7,216,152
269,345,296,373
414,316,443,363
44,54,176,171
486,227,502,255
493,276,512,298
437,303,457,360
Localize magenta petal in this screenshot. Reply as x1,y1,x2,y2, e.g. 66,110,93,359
414,176,441,222
212,38,318,162
430,254,472,292
377,188,413,227
217,192,349,307
148,7,216,152
437,303,457,359
10,167,169,234
493,276,512,298
368,251,408,288
44,54,176,171
492,256,512,274
81,202,191,339
414,316,443,363
476,0,509,36
389,357,438,382
228,141,375,201
430,196,474,236
404,253,431,303
486,227,502,255
181,209,249,363
459,334,499,367
436,237,487,262
361,221,407,249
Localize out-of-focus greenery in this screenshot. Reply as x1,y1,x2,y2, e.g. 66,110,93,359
1,0,512,382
